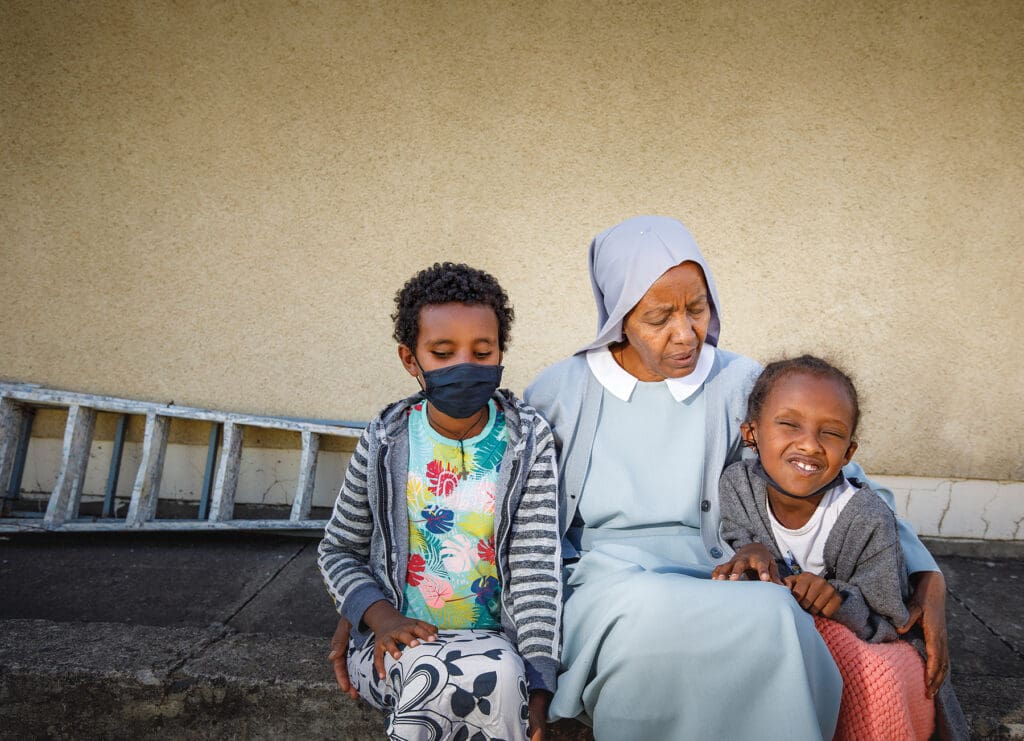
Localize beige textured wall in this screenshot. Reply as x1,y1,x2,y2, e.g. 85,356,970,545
2,1,1021,480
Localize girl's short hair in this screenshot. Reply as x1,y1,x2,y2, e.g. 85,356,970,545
392,262,514,351
745,355,860,437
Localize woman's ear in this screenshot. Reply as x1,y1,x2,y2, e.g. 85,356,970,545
397,345,421,379
843,440,858,465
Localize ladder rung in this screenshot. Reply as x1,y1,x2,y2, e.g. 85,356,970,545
1,397,27,502
125,413,170,527
44,405,97,527
209,422,243,522
290,430,320,521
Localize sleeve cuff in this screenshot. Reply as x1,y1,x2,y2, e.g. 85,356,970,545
523,655,559,694
342,582,390,632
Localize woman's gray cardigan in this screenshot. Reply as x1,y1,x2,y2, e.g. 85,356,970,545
317,390,562,693
523,349,939,573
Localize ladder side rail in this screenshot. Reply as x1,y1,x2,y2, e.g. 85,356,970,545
125,413,170,527
47,518,326,532
290,430,320,522
209,422,243,522
0,385,363,438
43,405,97,528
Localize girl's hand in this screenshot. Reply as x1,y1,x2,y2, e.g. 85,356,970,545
712,543,782,583
784,573,843,617
363,600,438,679
897,570,949,697
327,615,359,700
528,690,551,741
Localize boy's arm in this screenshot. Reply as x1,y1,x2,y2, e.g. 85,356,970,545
827,510,909,643
507,420,562,695
317,426,390,629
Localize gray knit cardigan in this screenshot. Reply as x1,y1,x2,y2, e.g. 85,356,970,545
719,459,910,643
719,459,969,740
317,389,562,693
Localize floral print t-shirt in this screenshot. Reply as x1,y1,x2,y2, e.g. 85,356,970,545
402,399,507,629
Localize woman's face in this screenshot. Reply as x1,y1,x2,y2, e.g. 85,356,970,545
616,261,712,381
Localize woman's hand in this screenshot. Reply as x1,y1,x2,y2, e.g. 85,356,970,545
897,570,949,696
327,615,359,700
784,573,843,617
363,600,439,680
528,690,551,741
712,543,782,583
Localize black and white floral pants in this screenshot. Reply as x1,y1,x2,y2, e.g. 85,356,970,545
347,629,529,741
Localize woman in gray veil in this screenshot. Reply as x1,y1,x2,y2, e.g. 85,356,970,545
524,215,948,739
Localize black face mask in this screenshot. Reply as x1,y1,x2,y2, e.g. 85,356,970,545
416,360,503,419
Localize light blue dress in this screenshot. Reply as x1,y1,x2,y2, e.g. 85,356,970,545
549,380,843,740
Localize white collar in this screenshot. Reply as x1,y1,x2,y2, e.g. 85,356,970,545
586,343,716,403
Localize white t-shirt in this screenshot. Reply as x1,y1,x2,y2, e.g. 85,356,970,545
767,480,857,576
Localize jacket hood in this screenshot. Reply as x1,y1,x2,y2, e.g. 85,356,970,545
578,215,723,354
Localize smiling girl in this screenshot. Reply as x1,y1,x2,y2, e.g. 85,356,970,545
713,355,966,740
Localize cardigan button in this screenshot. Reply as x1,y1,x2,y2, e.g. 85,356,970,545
700,500,710,512
710,547,723,559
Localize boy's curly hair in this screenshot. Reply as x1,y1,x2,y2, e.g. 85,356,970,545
392,262,514,351
745,354,860,437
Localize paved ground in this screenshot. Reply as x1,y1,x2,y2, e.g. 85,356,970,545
1,532,1022,739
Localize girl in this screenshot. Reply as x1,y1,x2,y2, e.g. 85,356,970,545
318,263,561,741
713,355,966,740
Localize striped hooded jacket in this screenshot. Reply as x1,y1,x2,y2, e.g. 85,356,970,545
318,389,562,693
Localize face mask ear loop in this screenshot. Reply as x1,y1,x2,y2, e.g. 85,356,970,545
410,352,427,393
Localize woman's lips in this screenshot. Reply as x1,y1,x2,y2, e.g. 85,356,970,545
666,350,696,366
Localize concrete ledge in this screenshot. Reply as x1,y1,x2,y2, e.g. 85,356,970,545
0,619,592,740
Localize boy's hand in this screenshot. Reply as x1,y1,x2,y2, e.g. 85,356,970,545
363,600,439,680
528,690,551,741
327,615,359,700
784,573,843,617
712,543,782,583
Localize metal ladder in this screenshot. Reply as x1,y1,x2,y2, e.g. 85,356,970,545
0,382,362,532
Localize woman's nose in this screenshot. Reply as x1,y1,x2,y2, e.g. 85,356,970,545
670,316,697,344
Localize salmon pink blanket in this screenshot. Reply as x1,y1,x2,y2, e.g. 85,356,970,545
815,616,935,740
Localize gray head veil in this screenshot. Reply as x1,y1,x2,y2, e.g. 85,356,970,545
578,215,722,354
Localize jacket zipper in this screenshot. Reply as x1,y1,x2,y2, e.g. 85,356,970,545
497,456,522,616
377,441,402,609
